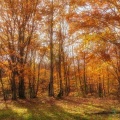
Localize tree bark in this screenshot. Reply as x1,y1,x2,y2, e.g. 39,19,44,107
49,0,54,97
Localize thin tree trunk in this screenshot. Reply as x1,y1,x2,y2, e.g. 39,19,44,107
0,69,6,101
83,51,87,95
66,65,70,96
57,25,63,98
102,73,105,97
11,71,17,100
0,69,8,108
77,58,82,95
107,67,110,95
49,0,54,97
35,61,41,97
63,53,68,96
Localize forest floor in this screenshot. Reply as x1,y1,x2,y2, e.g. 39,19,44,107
0,96,120,120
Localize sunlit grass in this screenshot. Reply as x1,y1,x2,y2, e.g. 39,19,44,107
0,97,120,120
11,107,28,115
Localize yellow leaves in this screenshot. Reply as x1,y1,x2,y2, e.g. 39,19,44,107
83,33,100,42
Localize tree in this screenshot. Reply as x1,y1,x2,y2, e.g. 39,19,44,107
48,0,54,97
0,0,40,99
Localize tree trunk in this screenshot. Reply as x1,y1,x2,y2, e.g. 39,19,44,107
83,52,87,95
11,71,17,100
98,83,103,97
77,58,82,95
0,69,6,101
49,0,54,97
107,67,110,95
35,61,41,97
65,65,70,96
19,74,25,99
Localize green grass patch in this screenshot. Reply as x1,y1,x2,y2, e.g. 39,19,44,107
0,97,120,120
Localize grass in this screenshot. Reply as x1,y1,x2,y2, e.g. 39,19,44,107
0,97,120,120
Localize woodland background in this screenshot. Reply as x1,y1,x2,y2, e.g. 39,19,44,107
1,0,120,120
0,0,120,101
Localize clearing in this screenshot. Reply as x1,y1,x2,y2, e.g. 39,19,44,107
0,97,120,120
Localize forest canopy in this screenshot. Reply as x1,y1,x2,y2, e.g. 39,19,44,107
0,0,120,100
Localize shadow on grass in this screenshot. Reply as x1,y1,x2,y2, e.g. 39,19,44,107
0,98,120,120
0,99,88,120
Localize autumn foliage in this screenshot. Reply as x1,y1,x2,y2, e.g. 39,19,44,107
0,0,120,100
